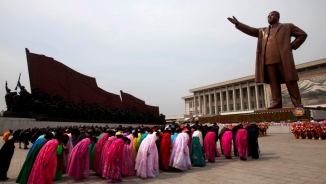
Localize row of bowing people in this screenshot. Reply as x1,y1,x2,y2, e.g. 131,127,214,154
10,123,259,183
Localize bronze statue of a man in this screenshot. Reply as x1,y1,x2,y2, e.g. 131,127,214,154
228,11,307,109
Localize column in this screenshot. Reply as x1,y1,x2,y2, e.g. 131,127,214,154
226,86,229,112
220,88,223,113
263,84,269,108
198,94,202,114
208,92,212,115
233,85,236,111
247,82,251,110
203,92,206,115
255,83,259,109
193,94,196,114
239,83,243,111
214,89,218,114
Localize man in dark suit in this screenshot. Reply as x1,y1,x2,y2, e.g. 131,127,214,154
228,11,307,109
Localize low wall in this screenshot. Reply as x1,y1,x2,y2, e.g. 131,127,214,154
0,117,147,135
1,117,292,135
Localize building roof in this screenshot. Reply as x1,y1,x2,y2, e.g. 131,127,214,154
189,75,255,93
181,95,194,99
295,58,326,69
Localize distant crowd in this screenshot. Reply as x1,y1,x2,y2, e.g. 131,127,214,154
0,122,260,183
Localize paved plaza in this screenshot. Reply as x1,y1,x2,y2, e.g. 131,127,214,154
1,133,326,184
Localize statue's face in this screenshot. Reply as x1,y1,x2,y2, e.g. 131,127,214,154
268,12,279,24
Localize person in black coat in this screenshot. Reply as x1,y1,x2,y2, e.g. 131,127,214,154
0,135,19,180
246,124,260,159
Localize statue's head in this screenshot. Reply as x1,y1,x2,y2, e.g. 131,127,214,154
268,11,280,24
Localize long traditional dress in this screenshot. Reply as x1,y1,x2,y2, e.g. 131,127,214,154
169,132,191,171
122,134,135,176
27,139,59,184
160,132,172,170
66,138,91,180
89,142,95,169
191,131,205,166
232,125,243,156
93,133,109,173
135,133,159,178
16,140,46,184
63,134,73,173
102,139,125,182
0,138,15,180
132,133,141,154
236,129,249,159
99,136,117,176
221,130,233,157
54,145,64,180
218,127,228,155
204,131,219,162
26,136,46,158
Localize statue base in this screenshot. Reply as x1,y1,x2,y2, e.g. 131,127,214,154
254,107,295,113
3,111,35,119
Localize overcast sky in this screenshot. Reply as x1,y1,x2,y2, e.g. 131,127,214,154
0,0,325,116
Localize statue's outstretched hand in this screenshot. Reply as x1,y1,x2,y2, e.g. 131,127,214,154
227,16,239,25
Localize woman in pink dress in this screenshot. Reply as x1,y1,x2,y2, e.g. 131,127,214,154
204,129,220,162
66,137,97,180
236,128,248,161
27,136,65,184
63,133,73,173
135,131,160,179
221,129,233,159
122,131,137,176
102,136,130,183
99,131,117,176
93,132,109,173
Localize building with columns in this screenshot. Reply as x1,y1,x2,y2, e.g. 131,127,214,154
182,58,326,116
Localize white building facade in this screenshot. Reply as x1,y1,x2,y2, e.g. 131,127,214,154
182,58,326,116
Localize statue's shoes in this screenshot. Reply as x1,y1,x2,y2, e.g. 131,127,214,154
267,105,282,109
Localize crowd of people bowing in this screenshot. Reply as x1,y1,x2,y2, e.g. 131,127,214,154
0,123,260,183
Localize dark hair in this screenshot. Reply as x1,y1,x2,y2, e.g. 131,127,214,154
56,135,66,143
147,128,153,134
122,137,130,144
44,132,54,140
62,134,69,145
132,132,139,138
86,131,93,137
90,137,98,143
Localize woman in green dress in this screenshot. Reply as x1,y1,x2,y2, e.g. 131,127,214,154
190,126,206,166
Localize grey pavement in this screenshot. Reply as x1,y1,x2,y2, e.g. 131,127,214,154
1,134,326,184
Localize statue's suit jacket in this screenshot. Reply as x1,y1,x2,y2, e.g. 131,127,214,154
236,23,307,84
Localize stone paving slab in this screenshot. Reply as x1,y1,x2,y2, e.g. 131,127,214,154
1,134,326,184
